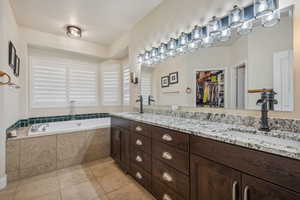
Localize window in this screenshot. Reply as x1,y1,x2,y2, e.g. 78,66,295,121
123,67,130,105
30,56,98,108
101,64,121,106
141,69,152,105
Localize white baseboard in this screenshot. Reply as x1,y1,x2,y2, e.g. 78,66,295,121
0,175,7,190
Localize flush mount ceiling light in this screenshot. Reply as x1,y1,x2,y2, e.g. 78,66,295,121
137,1,287,67
66,25,82,38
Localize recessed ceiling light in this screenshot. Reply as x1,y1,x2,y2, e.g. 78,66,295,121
66,25,82,38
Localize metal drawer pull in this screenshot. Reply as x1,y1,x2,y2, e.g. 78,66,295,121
135,126,142,132
232,181,238,200
136,155,143,162
163,194,172,200
162,134,173,142
136,139,143,146
136,172,143,180
162,152,172,160
162,172,173,182
243,186,249,200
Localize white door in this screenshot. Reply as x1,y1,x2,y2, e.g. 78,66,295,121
273,50,293,112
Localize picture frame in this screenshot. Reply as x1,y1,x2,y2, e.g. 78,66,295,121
8,41,16,69
161,76,169,88
169,72,179,84
14,55,20,77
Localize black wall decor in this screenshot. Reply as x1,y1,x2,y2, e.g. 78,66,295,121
8,41,16,69
161,76,169,88
169,72,179,84
14,55,20,77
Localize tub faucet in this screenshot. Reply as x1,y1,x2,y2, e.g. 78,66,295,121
249,89,278,132
148,95,155,105
69,101,76,120
136,95,144,114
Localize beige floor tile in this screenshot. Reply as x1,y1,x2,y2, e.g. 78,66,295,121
58,165,95,189
85,157,114,168
18,171,57,186
61,181,105,200
31,191,62,200
97,170,132,193
0,181,19,200
14,176,60,200
106,183,155,200
90,162,121,178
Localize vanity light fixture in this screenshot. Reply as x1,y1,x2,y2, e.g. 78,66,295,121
177,32,190,54
237,20,253,35
151,47,160,64
220,29,232,42
229,5,244,28
167,38,178,57
208,16,221,38
137,54,144,64
262,10,280,27
254,0,277,17
189,25,203,50
158,43,168,61
66,25,82,38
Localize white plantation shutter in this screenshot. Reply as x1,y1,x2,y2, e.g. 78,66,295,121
69,67,97,106
102,65,121,106
31,58,68,107
123,67,130,105
30,55,98,108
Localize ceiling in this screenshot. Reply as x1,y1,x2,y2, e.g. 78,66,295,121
10,0,162,45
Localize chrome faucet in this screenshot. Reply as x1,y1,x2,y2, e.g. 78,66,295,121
136,95,144,114
255,90,278,132
148,95,155,105
69,100,76,120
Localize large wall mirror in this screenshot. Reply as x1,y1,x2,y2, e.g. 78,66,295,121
140,6,294,112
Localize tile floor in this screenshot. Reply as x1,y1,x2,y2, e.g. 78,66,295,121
0,157,156,200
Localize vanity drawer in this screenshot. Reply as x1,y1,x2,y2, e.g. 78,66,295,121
152,159,189,200
130,163,151,191
152,126,189,152
190,135,300,193
111,117,131,130
131,132,151,153
130,148,151,172
152,141,189,175
131,122,151,137
152,179,185,200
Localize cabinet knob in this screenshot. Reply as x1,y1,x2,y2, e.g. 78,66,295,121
135,172,143,180
162,172,173,182
162,152,173,160
232,181,238,200
135,155,143,162
243,186,249,200
135,139,143,146
162,194,172,200
162,134,173,142
135,126,142,132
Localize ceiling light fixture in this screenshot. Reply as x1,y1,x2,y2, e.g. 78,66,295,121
66,25,82,38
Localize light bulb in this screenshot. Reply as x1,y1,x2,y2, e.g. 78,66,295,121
137,54,144,63
220,29,231,42
262,10,280,27
238,20,253,35
202,36,213,48
208,16,221,37
255,0,276,17
229,5,243,28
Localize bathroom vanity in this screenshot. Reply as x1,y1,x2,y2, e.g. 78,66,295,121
111,113,300,200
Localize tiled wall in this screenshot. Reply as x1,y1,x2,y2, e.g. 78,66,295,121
7,113,110,131
6,128,110,182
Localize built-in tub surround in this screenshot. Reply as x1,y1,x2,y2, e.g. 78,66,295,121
112,112,300,161
6,120,111,182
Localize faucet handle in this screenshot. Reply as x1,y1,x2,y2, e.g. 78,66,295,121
256,99,265,106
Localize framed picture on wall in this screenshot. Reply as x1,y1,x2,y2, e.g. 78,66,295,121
161,76,169,88
169,72,179,84
14,55,20,77
8,41,16,69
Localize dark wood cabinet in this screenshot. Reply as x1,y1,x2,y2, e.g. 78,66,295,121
190,154,241,200
241,175,300,200
111,116,300,200
111,127,121,163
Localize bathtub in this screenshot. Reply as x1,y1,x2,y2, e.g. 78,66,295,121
28,117,111,136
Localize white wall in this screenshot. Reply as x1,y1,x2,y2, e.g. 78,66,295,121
0,0,21,188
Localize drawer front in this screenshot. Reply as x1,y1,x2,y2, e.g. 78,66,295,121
190,135,300,193
152,141,189,175
130,148,151,172
152,126,189,152
130,163,151,191
131,132,151,153
152,179,185,200
152,159,189,199
131,122,151,137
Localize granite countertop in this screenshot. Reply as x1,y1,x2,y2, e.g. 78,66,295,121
112,112,300,161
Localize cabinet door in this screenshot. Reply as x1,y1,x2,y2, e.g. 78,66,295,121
242,175,300,200
121,129,130,172
190,154,241,200
111,127,121,162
